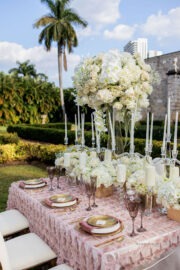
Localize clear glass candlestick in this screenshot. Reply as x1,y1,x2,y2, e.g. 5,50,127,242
172,150,178,164
161,147,166,159
148,144,153,157
145,187,153,216
64,137,68,146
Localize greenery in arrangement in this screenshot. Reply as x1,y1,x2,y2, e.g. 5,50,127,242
0,165,47,211
34,0,87,119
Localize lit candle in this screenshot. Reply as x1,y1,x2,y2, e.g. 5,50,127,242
91,113,95,141
162,114,167,150
79,152,87,169
167,97,171,140
75,115,78,141
150,113,154,146
117,164,126,183
64,153,71,167
130,112,134,152
109,112,115,150
173,111,179,151
145,165,156,187
104,149,112,163
77,105,80,130
65,114,67,139
145,111,149,150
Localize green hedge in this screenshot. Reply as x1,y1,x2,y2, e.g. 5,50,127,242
7,125,93,146
7,124,167,159
0,132,19,145
24,123,72,130
0,138,178,164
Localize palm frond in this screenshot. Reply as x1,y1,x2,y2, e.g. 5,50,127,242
34,15,56,28
64,8,88,27
40,0,57,16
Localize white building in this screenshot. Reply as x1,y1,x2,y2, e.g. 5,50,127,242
148,50,163,58
124,38,148,59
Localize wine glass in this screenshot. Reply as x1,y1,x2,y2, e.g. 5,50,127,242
55,166,61,189
84,181,93,211
124,190,140,237
47,166,56,191
137,194,146,232
91,176,98,207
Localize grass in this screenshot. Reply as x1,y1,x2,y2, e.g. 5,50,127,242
0,165,47,212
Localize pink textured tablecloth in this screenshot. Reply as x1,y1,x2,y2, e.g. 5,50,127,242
7,177,180,270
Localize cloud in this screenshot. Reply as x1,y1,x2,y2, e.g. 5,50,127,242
142,7,180,40
73,0,121,35
104,24,136,40
0,42,81,86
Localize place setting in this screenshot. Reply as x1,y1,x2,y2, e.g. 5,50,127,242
42,193,79,213
19,179,47,189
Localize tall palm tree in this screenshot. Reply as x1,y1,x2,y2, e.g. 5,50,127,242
9,60,37,78
34,0,87,119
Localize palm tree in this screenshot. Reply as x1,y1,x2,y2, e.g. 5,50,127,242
34,0,87,119
9,60,37,78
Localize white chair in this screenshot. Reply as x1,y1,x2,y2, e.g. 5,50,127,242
0,210,29,237
0,232,57,270
144,247,180,270
49,265,73,270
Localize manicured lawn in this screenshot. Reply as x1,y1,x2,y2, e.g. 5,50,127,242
0,165,47,212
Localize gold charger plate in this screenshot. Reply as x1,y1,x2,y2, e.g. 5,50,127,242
87,215,118,228
49,194,73,203
24,179,43,185
76,221,124,237
41,199,79,209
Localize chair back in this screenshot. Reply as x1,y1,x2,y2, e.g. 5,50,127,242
0,232,11,270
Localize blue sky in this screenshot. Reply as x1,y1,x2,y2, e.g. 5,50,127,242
0,0,180,87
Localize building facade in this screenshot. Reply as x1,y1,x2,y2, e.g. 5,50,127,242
145,51,180,120
148,50,163,58
124,38,148,59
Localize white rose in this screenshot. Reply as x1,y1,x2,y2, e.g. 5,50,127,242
113,102,123,110
97,89,115,104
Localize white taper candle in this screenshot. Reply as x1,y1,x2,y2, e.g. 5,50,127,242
150,113,154,146
162,114,167,150
77,105,80,130
167,97,171,140
91,113,95,140
173,111,179,151
65,114,67,139
130,112,134,152
75,115,78,141
145,111,149,150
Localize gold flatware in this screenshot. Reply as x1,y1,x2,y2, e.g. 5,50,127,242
95,235,124,247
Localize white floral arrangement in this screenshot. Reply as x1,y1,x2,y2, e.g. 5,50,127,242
118,156,144,178
73,49,159,127
156,177,180,210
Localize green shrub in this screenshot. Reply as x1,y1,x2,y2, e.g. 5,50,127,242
24,123,72,130
0,133,19,145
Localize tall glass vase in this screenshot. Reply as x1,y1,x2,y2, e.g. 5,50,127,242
106,107,125,155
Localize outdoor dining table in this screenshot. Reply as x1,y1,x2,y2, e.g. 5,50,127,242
7,177,180,270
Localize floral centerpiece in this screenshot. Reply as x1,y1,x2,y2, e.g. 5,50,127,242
73,49,159,152
156,176,180,223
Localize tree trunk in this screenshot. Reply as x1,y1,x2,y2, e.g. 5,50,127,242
58,43,66,121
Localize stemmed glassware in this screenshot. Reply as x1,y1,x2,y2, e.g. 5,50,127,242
137,194,146,232
56,166,62,189
124,190,141,237
84,181,93,211
47,166,56,191
91,176,98,208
